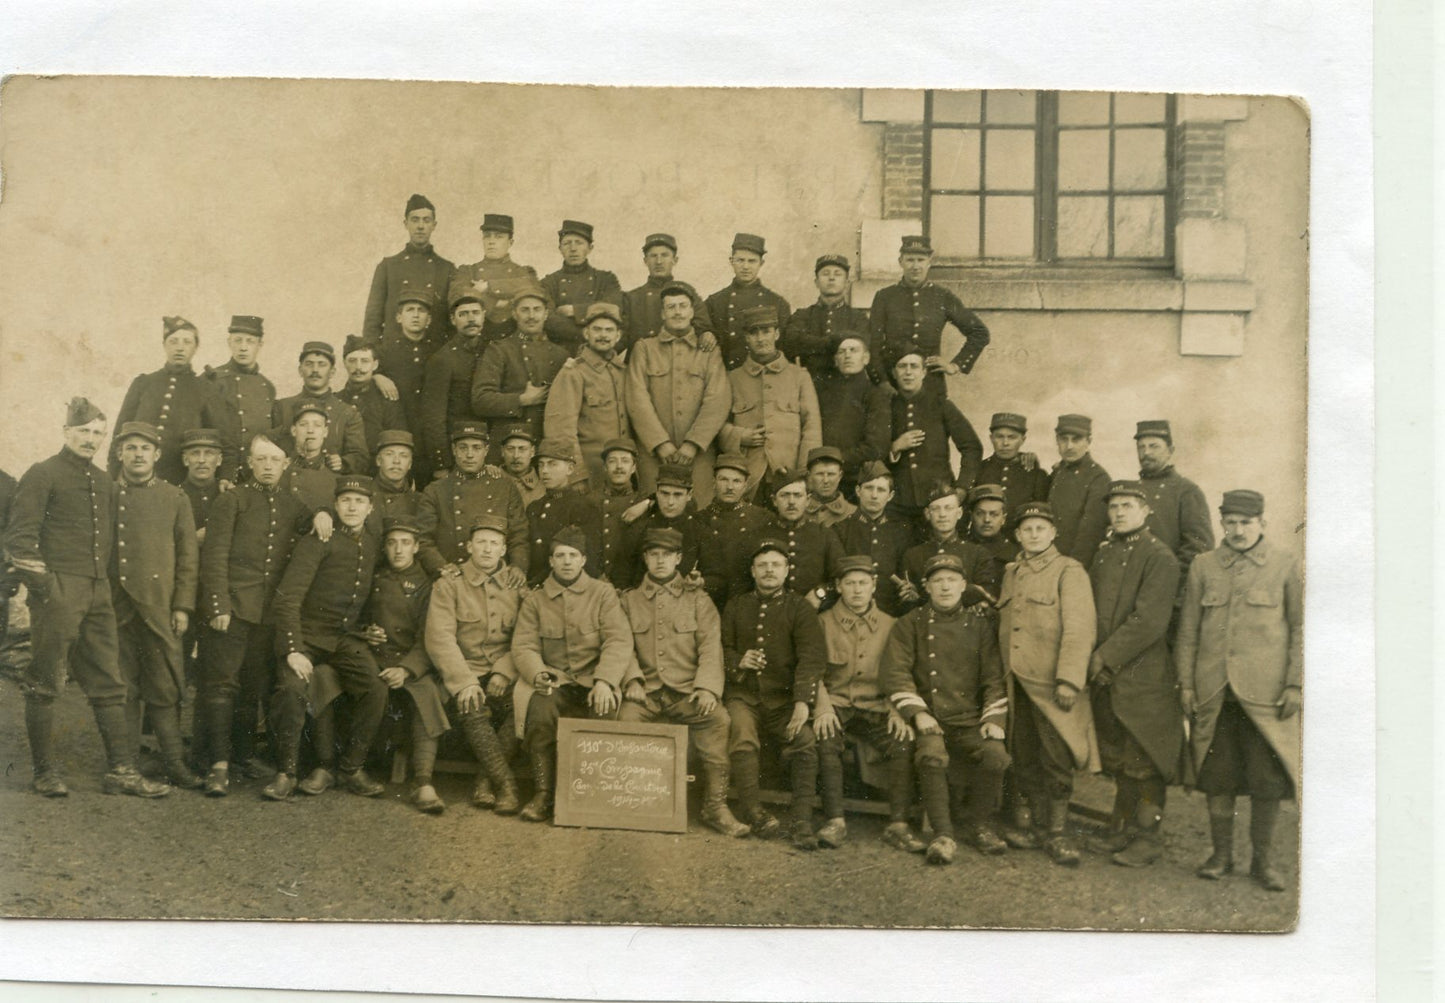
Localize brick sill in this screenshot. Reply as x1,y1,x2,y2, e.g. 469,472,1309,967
853,269,1254,314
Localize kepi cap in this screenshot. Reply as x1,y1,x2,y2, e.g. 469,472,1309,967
990,412,1028,433
228,315,264,337
383,515,422,537
966,483,1006,509
375,430,415,453
450,422,488,443
1013,501,1056,525
115,421,161,447
558,219,594,242
731,232,766,255
335,475,374,498
1134,419,1173,444
600,437,637,459
750,537,789,562
642,233,677,252
298,341,335,363
806,446,844,469
480,213,514,234
899,235,934,255
497,424,535,445
448,276,484,310
582,302,623,326
923,552,966,580
739,305,779,331
1219,489,1265,517
396,288,435,310
470,514,510,537
924,481,961,507
1105,480,1148,502
1055,414,1093,437
713,453,750,477
291,401,329,423
535,437,577,464
814,253,850,274
510,282,552,309
642,527,684,553
836,555,878,578
655,463,692,489
180,428,224,451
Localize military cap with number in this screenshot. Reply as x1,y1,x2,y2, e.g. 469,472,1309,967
343,334,379,359
656,463,693,489
396,288,436,310
450,421,488,443
383,515,423,537
924,481,961,507
766,467,808,497
535,437,577,464
1134,419,1173,444
65,397,105,426
642,232,678,253
714,452,750,477
923,552,967,580
1219,489,1265,517
228,315,264,337
750,537,790,562
558,219,595,242
731,232,767,255
291,401,329,423
836,555,878,578
600,437,637,459
1013,500,1057,525
1105,480,1149,502
966,483,1006,509
1055,414,1093,436
511,282,552,309
990,412,1028,433
740,305,780,331
115,421,162,447
335,475,374,498
899,235,934,255
375,429,415,453
480,213,514,234
806,446,845,469
447,276,484,310
298,340,335,363
551,525,590,555
470,513,510,537
642,527,684,553
815,253,851,274
582,302,623,326
180,428,224,451
405,193,435,216
855,459,894,486
162,315,197,339
498,424,535,445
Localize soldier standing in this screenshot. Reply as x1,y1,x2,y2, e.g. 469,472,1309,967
4,398,169,797
898,484,994,609
618,462,701,590
524,438,604,586
471,284,569,463
1048,414,1112,569
813,333,893,496
1132,420,1215,618
338,335,409,459
831,461,913,618
538,220,624,354
803,446,856,528
618,527,750,837
620,233,712,351
110,422,201,789
376,289,445,486
543,303,632,487
765,468,843,605
586,438,651,587
1176,490,1302,892
271,341,370,475
973,413,1050,518
781,254,870,383
419,279,488,479
372,430,422,522
886,352,983,524
624,284,732,502
1085,482,1184,868
113,316,230,485
496,426,545,509
868,235,990,399
963,483,1016,596
362,193,455,345
205,315,276,486
453,212,540,343
695,453,779,613
704,233,792,370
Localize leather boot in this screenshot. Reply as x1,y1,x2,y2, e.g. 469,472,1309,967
1249,797,1287,891
519,751,555,822
1086,776,1139,854
1112,779,1165,868
1197,794,1236,879
153,705,203,789
999,800,1038,850
26,699,68,797
491,772,522,816
1042,798,1081,867
699,764,749,837
461,707,517,812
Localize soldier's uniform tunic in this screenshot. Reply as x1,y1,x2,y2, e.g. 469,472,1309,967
831,509,914,617
362,559,436,753
542,347,631,487
901,534,996,608
337,380,409,462
695,498,779,613
814,369,893,491
868,280,990,397
376,329,447,484
113,366,231,485
620,276,712,351
415,470,529,577
773,516,844,598
424,561,524,739
453,256,540,342
718,354,822,498
419,333,486,478
781,298,871,383
271,391,370,475
540,262,624,353
502,466,545,510
524,488,604,587
624,327,733,503
887,389,984,519
1048,454,1113,569
703,279,792,371
973,454,1051,521
1137,465,1215,603
363,242,454,344
372,479,422,524
805,492,856,529
588,481,648,586
617,505,701,590
204,360,277,483
471,333,571,463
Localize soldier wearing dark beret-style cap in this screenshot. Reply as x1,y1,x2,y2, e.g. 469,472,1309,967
705,233,792,370
113,316,231,486
963,483,1016,599
972,412,1050,521
782,252,871,383
5,399,170,798
765,465,843,605
206,315,277,484
1048,413,1112,568
620,232,713,351
370,429,422,524
868,234,990,399
362,192,455,348
1132,419,1215,613
178,427,225,534
1176,489,1301,892
537,219,623,354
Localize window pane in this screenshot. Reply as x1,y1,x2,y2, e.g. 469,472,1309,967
1114,195,1167,257
984,90,1036,124
1113,128,1167,189
929,129,980,190
1057,91,1111,125
1058,128,1110,191
1114,92,1167,123
930,194,980,258
983,128,1035,190
983,196,1034,258
1057,196,1110,257
933,90,981,123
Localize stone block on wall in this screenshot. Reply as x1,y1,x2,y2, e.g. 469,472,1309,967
1180,312,1245,356
860,89,925,123
1175,218,1248,279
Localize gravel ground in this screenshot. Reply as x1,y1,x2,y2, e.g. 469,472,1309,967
0,676,1297,931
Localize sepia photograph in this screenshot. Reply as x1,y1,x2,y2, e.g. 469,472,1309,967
0,76,1312,942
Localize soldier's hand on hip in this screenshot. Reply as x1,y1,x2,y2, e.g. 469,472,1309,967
813,709,841,741
379,666,408,689
287,652,314,681
589,680,619,716
691,689,718,715
784,701,810,740
373,373,399,401
456,682,484,714
210,614,231,633
170,610,189,636
1052,682,1078,711
484,674,512,700
1276,686,1301,720
497,565,527,589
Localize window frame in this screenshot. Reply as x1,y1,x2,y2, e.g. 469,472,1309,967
921,90,1178,270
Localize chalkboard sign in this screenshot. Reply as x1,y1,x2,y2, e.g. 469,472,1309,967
554,718,690,833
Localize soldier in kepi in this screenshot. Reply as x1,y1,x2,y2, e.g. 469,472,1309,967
1131,419,1215,634
781,254,870,384
704,233,791,371
618,527,750,837
362,193,455,346
205,314,276,487
5,398,170,797
539,219,624,354
620,232,711,351
271,341,371,476
1176,489,1302,892
454,212,540,343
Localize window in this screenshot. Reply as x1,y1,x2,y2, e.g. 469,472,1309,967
924,90,1176,266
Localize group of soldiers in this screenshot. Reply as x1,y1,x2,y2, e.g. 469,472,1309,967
0,194,1302,888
